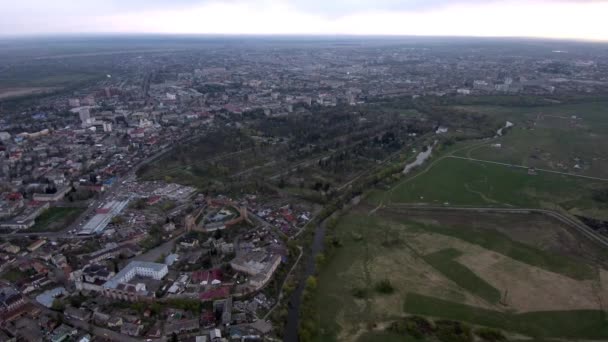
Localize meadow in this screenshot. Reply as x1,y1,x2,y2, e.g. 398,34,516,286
380,157,608,220
312,207,608,342
452,101,608,179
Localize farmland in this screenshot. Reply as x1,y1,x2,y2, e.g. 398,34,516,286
311,207,608,342
452,101,608,179
380,157,608,219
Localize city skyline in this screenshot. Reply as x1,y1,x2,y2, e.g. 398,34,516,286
1,0,608,41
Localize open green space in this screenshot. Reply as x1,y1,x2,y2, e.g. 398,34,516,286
309,207,606,342
26,207,83,232
404,293,608,339
402,215,596,280
356,331,419,342
451,102,608,179
422,248,501,303
0,268,30,282
383,157,608,219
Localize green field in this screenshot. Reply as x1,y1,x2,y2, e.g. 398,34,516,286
356,331,419,342
405,293,608,339
0,268,30,282
422,249,501,304
381,157,608,219
311,207,608,342
26,207,83,232
400,213,597,280
451,102,608,179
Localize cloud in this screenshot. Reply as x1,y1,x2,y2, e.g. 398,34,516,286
0,0,607,40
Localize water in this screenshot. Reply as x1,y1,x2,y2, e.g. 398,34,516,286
403,142,436,174
283,222,327,342
497,121,514,136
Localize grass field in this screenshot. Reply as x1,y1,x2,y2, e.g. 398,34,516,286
356,331,419,342
0,268,30,282
422,248,501,304
26,207,83,232
405,293,608,339
380,157,608,219
313,207,608,342
451,102,608,179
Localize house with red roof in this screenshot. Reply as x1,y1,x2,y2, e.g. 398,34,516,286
199,286,230,301
192,269,222,286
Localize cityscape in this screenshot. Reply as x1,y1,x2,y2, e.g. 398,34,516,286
0,9,608,342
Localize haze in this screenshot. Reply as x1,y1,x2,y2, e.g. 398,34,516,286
1,0,607,41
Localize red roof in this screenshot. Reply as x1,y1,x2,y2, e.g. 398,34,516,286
96,208,111,214
147,196,161,205
192,269,223,283
6,193,23,201
28,200,44,207
199,286,230,301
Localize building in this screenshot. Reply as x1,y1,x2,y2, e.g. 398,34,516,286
79,108,91,127
120,322,143,337
164,319,200,335
51,324,77,342
64,307,91,322
35,287,66,308
78,200,129,235
102,261,168,301
27,239,46,252
33,186,72,202
230,252,282,290
71,264,115,292
0,287,25,316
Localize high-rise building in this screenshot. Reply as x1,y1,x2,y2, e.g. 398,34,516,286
79,108,91,127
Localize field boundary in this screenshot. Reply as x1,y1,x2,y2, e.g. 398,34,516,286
448,155,608,182
384,204,608,249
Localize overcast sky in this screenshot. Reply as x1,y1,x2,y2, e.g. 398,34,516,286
1,0,607,40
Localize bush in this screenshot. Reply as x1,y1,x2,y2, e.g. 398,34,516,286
351,287,369,299
435,320,473,342
374,279,395,294
592,189,608,203
389,316,434,339
475,327,506,342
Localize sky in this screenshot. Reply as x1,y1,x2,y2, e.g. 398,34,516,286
1,0,607,41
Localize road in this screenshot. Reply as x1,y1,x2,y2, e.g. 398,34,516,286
381,204,608,249
263,246,303,320
133,234,182,263
448,155,608,182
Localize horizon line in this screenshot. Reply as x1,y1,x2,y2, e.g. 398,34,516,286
1,32,607,44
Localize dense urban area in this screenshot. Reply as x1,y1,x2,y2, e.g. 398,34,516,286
1,36,608,342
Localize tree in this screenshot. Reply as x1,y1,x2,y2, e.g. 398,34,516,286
51,299,65,312
305,276,317,291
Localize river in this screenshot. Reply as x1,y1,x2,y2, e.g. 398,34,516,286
403,142,436,174
497,121,514,136
283,222,327,342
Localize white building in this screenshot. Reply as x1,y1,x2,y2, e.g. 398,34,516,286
102,261,168,301
78,200,129,235
79,108,92,127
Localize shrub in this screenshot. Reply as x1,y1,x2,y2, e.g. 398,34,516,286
435,320,473,342
374,279,395,294
475,327,506,342
351,287,369,299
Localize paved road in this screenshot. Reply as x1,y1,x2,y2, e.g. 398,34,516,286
449,155,608,182
263,246,303,320
382,204,608,249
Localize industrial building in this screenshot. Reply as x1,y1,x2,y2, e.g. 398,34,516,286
78,200,129,235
